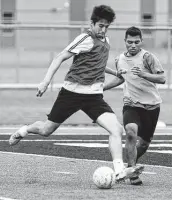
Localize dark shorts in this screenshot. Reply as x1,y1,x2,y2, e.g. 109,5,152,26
48,87,114,124
123,105,160,142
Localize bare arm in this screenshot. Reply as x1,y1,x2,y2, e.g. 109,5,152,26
105,67,127,77
104,76,125,91
37,50,74,97
131,67,166,84
133,52,166,84
141,72,166,84
105,67,118,76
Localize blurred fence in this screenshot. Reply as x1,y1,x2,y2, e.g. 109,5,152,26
0,24,172,89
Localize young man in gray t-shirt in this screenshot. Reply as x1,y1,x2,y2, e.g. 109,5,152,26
104,26,166,185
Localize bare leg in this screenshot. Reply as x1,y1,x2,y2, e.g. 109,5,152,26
125,123,138,167
97,113,144,181
125,125,147,185
97,112,124,164
9,120,60,145
136,137,150,162
27,120,60,137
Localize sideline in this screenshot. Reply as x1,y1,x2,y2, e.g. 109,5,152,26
0,126,172,135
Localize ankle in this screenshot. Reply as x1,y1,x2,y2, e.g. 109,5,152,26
113,159,125,174
20,125,28,137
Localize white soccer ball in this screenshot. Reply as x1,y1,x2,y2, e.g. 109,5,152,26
93,166,115,189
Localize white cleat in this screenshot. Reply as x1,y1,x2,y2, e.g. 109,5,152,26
9,125,28,146
116,165,144,183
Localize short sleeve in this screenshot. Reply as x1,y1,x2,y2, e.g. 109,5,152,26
143,52,164,74
65,33,94,55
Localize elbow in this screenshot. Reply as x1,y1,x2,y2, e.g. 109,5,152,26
157,74,166,84
160,75,166,84
161,80,166,84
159,80,166,84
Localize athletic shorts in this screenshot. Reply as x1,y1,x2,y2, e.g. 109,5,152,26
123,105,160,142
48,87,114,123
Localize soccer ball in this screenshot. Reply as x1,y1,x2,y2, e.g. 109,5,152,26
93,166,115,189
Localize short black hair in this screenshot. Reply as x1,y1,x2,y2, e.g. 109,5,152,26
91,5,115,24
125,26,142,40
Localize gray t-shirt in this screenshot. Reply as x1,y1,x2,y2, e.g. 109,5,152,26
116,49,164,109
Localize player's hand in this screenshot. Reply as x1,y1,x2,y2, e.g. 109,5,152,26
117,69,127,76
36,81,49,97
131,66,144,77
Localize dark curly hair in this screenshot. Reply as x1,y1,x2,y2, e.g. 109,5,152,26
125,26,142,39
91,5,116,24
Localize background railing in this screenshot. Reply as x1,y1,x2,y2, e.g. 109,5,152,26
0,24,172,89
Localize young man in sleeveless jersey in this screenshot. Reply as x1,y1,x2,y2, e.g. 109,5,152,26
104,26,166,185
9,6,143,182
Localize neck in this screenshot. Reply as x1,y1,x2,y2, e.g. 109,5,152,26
126,49,142,57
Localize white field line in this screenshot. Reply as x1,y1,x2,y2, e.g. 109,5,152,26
52,170,156,175
148,150,172,154
1,126,172,130
52,142,172,148
0,197,21,200
0,151,172,170
0,139,109,142
142,171,156,175
53,171,78,175
1,132,172,136
0,139,172,143
0,126,172,136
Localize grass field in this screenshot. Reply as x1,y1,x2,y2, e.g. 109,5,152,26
0,127,172,200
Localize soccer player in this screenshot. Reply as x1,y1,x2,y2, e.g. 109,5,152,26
104,26,166,185
9,6,143,181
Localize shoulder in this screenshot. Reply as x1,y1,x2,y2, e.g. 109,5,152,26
73,33,93,44
65,33,94,54
118,52,126,60
143,50,159,62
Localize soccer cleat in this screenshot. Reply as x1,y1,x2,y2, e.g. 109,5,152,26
115,165,144,182
130,176,143,185
9,125,28,146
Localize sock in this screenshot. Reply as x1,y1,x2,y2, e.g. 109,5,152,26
113,159,125,175
19,125,29,137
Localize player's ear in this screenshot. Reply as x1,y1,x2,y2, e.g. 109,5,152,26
90,20,95,29
90,20,94,25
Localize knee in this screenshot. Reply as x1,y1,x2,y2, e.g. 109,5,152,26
125,124,137,141
105,120,124,137
112,123,124,137
137,140,150,150
41,130,51,137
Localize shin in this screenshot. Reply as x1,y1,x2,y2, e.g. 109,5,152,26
97,113,124,174
27,120,60,137
125,123,138,167
136,138,150,162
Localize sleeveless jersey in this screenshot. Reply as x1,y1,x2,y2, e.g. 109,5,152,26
64,30,110,85
117,49,163,106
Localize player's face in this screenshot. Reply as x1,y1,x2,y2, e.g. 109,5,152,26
91,19,110,39
125,35,142,56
